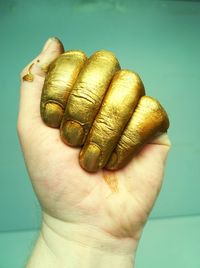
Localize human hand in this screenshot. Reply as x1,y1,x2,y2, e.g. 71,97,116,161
18,38,171,267
40,47,169,173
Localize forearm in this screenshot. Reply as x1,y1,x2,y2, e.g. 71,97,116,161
26,213,136,268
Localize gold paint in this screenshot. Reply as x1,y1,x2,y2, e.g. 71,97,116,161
61,121,85,147
61,50,120,147
79,143,102,172
102,171,119,193
107,152,118,168
106,96,169,170
40,50,87,128
79,70,145,172
40,48,170,172
43,102,64,128
22,63,34,82
40,63,49,73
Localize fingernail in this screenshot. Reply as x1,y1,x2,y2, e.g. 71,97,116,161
42,37,60,51
79,143,102,172
43,102,64,128
105,152,118,170
42,38,53,51
61,120,85,147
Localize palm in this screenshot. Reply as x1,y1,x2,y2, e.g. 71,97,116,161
19,40,169,241
22,118,166,240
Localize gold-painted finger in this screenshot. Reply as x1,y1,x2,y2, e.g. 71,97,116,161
79,70,145,172
40,50,87,128
106,96,170,170
60,50,120,147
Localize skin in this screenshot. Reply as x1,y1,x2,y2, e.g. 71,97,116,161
40,49,169,173
18,38,171,267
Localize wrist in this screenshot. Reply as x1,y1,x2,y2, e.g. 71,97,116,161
27,212,137,268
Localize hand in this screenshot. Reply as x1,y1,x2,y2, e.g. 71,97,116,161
18,38,171,267
40,48,169,173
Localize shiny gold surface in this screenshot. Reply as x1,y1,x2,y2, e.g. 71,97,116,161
79,70,145,172
40,49,170,173
22,63,34,82
60,50,120,147
106,96,169,170
40,50,87,128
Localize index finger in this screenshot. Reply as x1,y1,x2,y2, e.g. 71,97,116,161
40,50,87,128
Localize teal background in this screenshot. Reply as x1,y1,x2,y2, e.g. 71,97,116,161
0,0,199,267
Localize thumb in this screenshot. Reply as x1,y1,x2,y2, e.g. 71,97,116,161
136,133,171,169
148,133,171,165
17,37,64,133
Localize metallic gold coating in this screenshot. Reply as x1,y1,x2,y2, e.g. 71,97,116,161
62,121,85,147
106,96,170,170
43,102,64,128
22,63,34,82
40,50,87,128
60,50,120,147
102,171,119,193
40,48,170,172
40,63,50,74
79,143,102,172
79,70,145,172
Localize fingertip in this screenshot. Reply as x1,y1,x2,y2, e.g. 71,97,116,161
42,37,64,53
150,132,172,147
20,37,64,82
39,37,64,66
18,38,65,129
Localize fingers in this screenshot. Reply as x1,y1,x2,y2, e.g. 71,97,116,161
60,50,120,147
18,37,64,131
40,50,87,128
105,96,170,170
37,44,170,172
79,70,145,172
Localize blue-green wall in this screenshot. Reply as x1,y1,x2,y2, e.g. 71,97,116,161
0,0,200,231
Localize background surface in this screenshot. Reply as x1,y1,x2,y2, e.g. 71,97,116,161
0,0,199,267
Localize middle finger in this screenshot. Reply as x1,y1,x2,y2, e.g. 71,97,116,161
60,50,120,147
79,70,145,172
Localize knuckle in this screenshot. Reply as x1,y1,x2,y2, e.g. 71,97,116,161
20,60,35,80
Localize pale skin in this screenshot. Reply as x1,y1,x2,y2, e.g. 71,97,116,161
18,38,171,268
